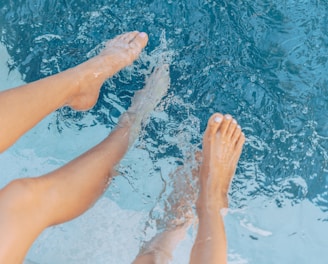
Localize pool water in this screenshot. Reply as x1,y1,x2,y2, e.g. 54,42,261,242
1,0,328,263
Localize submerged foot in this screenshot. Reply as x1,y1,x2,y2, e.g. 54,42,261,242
133,219,192,264
67,31,148,110
197,113,245,212
120,64,170,146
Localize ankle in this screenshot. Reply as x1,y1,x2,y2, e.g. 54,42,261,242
196,199,219,215
64,60,106,107
196,193,228,214
76,57,108,83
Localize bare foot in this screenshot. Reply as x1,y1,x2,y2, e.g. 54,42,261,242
67,31,149,110
98,31,149,76
133,219,193,264
197,113,245,212
133,150,195,264
121,64,170,146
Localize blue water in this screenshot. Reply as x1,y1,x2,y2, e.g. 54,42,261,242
1,0,328,263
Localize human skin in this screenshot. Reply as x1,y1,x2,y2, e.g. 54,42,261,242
0,29,245,264
0,31,148,153
0,31,155,263
190,113,245,264
132,113,245,264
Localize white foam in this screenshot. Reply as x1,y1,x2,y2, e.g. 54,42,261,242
0,44,193,263
239,219,272,237
28,197,148,264
2,40,328,264
34,34,62,43
0,43,24,90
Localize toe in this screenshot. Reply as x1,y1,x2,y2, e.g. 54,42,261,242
130,32,148,49
231,124,242,145
121,31,139,42
226,118,238,139
236,132,246,151
219,114,233,136
205,113,224,137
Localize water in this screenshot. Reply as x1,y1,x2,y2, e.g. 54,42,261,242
1,0,328,263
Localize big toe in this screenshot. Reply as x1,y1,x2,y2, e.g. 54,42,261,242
130,31,148,51
119,31,139,42
205,113,224,137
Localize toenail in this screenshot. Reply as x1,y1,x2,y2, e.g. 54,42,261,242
233,119,237,124
139,32,147,38
214,116,222,123
237,125,241,129
225,115,232,120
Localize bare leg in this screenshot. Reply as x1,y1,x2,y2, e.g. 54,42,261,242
133,154,198,264
0,31,148,153
133,113,244,264
0,64,169,264
132,221,192,264
190,113,245,264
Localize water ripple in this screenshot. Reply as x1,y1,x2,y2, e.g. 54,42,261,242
1,0,328,239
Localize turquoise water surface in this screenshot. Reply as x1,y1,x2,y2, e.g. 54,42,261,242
1,0,328,263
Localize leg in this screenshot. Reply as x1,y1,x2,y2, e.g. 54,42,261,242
0,31,148,153
133,154,198,264
190,113,245,264
0,64,170,264
132,221,192,264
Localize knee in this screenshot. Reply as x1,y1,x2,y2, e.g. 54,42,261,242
0,178,40,213
0,178,47,256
